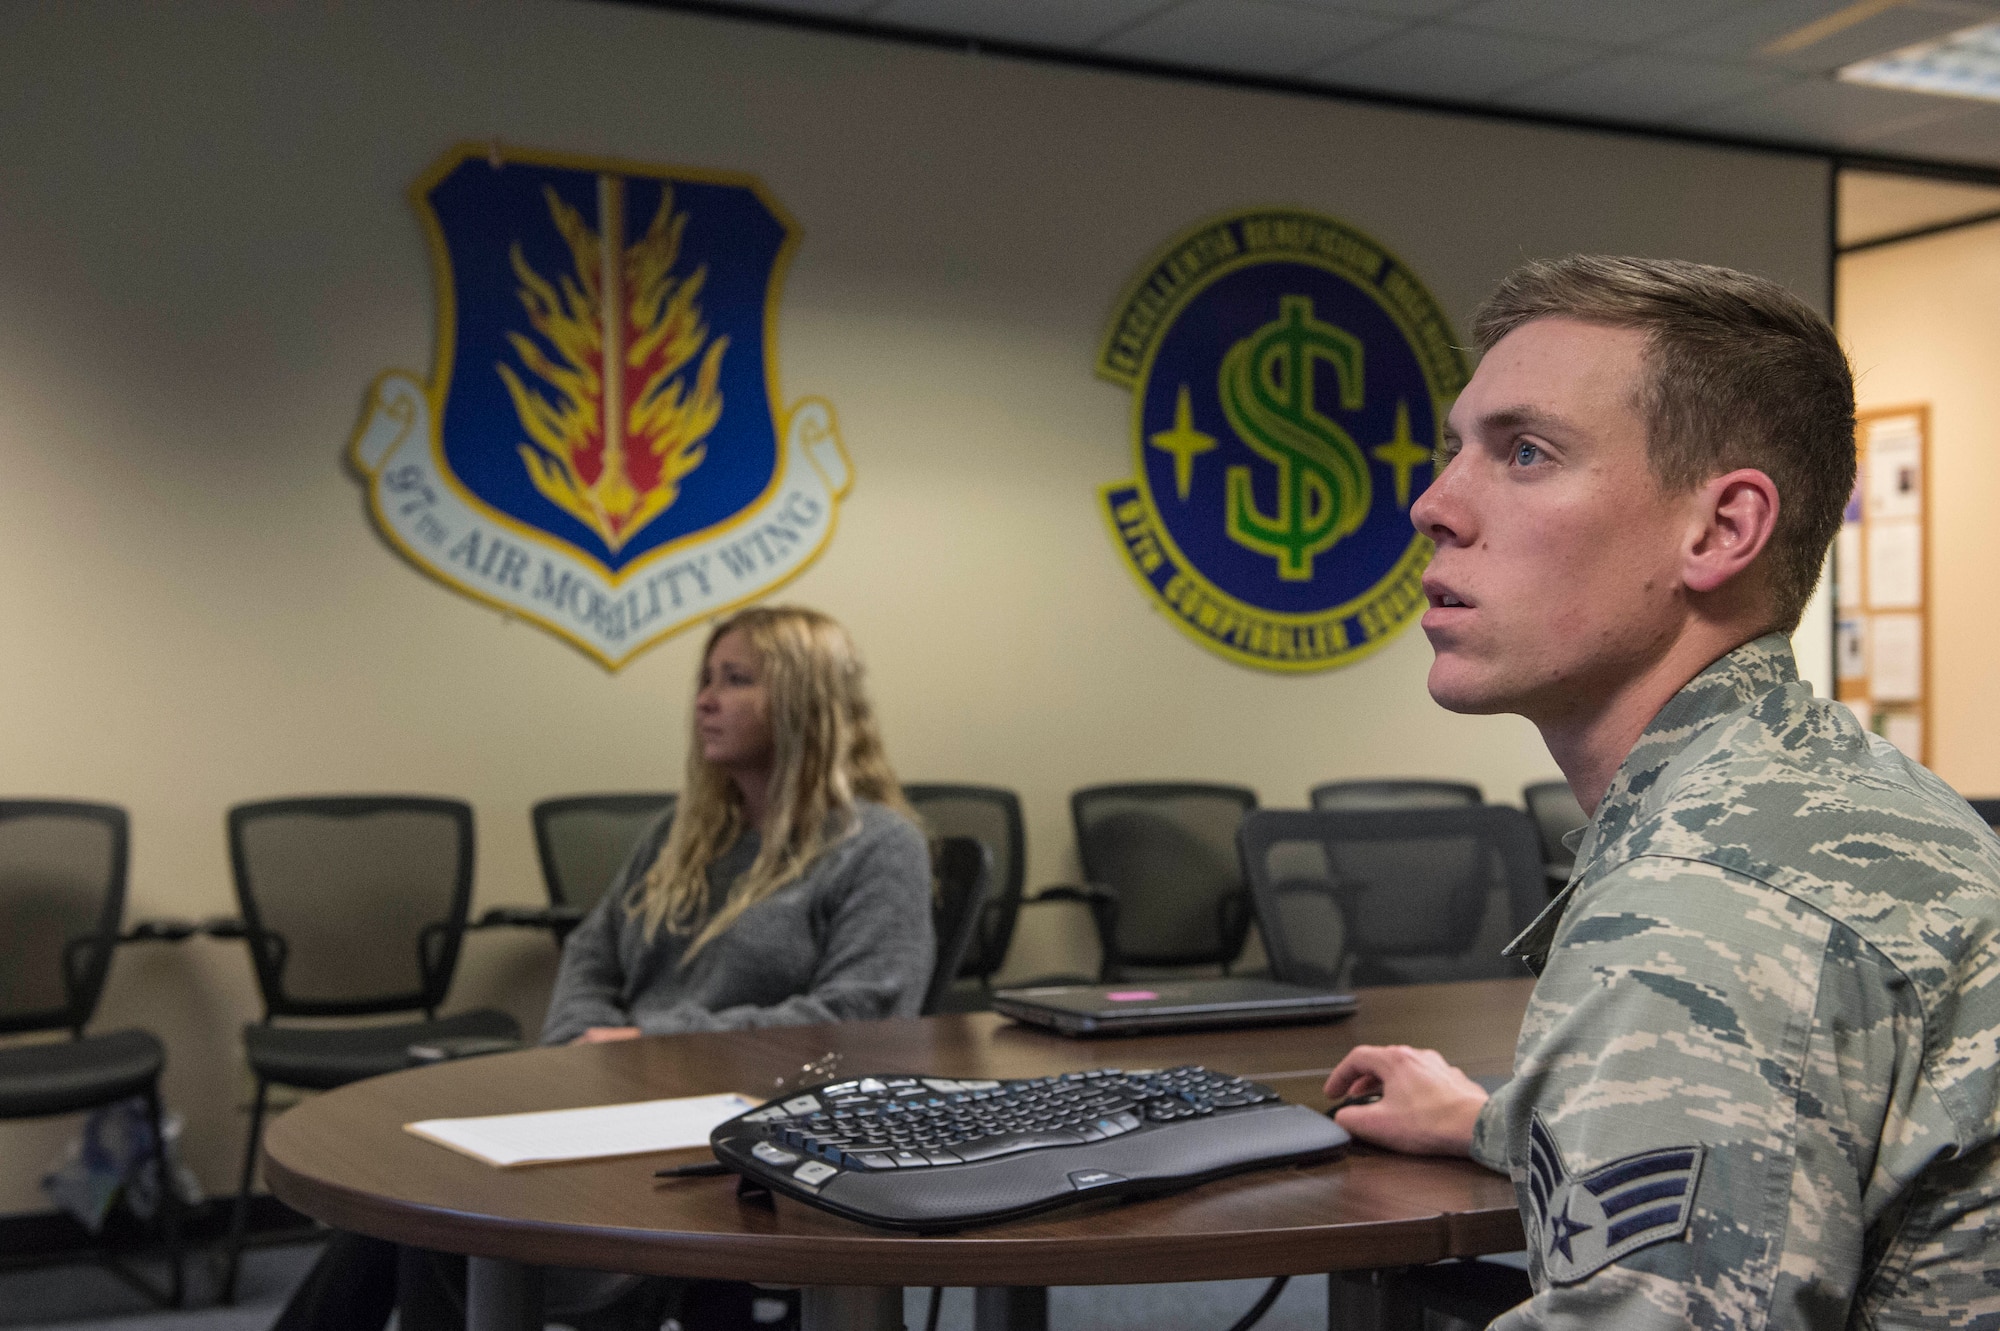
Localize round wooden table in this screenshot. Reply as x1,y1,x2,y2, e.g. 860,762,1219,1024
264,979,1529,1331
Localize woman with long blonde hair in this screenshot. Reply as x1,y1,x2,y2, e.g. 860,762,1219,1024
542,604,933,1044
276,608,931,1331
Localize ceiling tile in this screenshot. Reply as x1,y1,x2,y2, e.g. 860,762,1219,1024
1657,0,1895,57
870,0,1178,46
1660,0,1978,73
1774,9,1989,74
1674,74,1969,144
704,0,884,17
1304,23,1602,100
1449,0,1745,47
1500,53,1798,120
694,0,2000,169
1099,0,1404,76
1846,102,2000,168
1264,0,1476,17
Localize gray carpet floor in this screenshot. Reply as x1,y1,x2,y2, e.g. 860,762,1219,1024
0,1240,1331,1331
918,1277,1327,1331
0,1242,320,1330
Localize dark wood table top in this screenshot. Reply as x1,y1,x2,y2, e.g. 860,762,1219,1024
263,978,1530,1287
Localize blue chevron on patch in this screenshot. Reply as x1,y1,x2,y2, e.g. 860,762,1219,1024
1526,1112,1705,1284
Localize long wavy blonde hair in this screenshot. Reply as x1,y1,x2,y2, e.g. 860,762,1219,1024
627,605,912,956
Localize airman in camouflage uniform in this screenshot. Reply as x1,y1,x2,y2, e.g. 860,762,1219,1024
1474,632,2000,1327
1322,254,2000,1327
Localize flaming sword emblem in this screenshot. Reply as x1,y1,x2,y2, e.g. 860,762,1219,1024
353,145,847,670
496,176,725,551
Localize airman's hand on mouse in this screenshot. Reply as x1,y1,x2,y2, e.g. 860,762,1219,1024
1323,1044,1489,1157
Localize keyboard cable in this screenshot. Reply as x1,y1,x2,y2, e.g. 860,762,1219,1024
1225,1276,1289,1331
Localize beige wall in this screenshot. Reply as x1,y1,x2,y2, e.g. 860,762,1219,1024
1840,220,2000,796
0,0,1832,1212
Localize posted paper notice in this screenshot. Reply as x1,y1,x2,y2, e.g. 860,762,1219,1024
1866,521,1922,611
1870,613,1923,702
1884,711,1924,760
1867,417,1922,523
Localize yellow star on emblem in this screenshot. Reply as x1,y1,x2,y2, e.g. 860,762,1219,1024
1150,384,1216,502
1372,400,1429,508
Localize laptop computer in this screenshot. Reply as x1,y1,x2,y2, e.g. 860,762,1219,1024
990,977,1357,1037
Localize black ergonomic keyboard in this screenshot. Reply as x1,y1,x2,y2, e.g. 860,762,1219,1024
708,1065,1349,1230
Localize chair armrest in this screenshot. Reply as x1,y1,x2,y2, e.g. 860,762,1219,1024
1027,882,1119,907
1272,875,1339,896
201,915,247,939
477,905,586,931
1025,883,1122,979
122,917,202,942
406,1035,525,1066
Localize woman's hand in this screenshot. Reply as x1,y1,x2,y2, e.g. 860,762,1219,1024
1323,1044,1488,1156
572,1026,643,1045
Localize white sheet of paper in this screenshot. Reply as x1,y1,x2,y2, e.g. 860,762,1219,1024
406,1092,758,1167
1835,525,1863,610
1883,710,1924,760
1867,417,1922,522
1870,612,1923,702
1866,521,1922,610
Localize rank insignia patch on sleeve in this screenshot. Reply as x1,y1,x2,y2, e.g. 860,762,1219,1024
1527,1112,1705,1284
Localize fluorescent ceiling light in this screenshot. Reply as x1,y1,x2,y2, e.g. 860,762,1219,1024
1840,21,2000,103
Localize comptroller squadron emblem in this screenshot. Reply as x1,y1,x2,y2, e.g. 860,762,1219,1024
351,144,851,668
1097,207,1464,672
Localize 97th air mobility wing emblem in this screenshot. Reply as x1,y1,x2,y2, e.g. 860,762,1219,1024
351,144,850,668
1098,208,1467,672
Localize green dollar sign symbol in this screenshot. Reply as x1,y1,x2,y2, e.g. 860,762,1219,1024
1220,295,1372,580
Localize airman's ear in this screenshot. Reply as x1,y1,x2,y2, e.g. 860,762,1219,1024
1683,468,1779,596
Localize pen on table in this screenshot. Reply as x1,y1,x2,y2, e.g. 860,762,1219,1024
1325,1091,1383,1116
654,1160,732,1178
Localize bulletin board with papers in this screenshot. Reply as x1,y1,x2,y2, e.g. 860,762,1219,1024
1836,407,1929,763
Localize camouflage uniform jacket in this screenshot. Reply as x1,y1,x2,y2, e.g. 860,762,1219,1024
1470,633,2000,1330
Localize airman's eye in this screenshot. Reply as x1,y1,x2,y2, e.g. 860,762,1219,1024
1513,441,1543,466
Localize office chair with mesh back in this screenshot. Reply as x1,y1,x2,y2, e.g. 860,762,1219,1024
922,836,992,1015
1047,783,1258,980
0,801,183,1306
902,784,1025,989
1522,780,1590,891
489,793,678,944
218,797,520,1302
1310,778,1483,810
1241,803,1542,1324
1238,805,1546,989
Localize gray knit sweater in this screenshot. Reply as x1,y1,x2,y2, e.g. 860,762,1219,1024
539,801,934,1045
